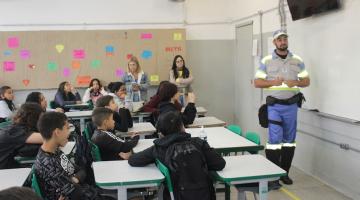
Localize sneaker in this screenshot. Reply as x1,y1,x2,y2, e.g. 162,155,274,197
268,180,282,190
280,175,293,185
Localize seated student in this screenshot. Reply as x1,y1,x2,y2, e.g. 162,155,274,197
0,103,44,169
82,78,108,105
158,82,197,126
54,81,81,111
26,92,64,113
0,86,16,122
107,81,127,108
35,112,110,200
128,111,226,200
95,95,133,132
91,107,139,161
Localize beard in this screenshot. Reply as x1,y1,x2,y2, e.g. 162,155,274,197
276,45,288,51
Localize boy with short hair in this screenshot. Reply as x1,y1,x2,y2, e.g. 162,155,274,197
91,107,139,161
34,112,106,200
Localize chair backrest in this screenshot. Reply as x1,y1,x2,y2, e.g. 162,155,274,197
156,159,175,200
88,140,102,161
227,124,242,136
31,169,44,199
0,120,12,128
245,132,261,154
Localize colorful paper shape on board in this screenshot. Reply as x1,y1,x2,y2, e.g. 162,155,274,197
55,44,65,53
8,37,19,48
77,76,91,85
126,54,133,60
165,46,182,52
3,61,15,72
63,67,71,77
73,49,85,59
91,60,101,69
173,33,182,41
141,33,153,39
115,68,125,77
47,62,58,71
3,50,12,56
20,50,31,59
141,50,152,59
23,79,30,86
150,75,159,82
72,61,81,69
105,45,114,56
28,64,36,69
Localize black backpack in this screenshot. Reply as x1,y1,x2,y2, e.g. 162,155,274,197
164,140,213,200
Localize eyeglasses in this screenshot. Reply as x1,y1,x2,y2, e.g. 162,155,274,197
176,60,184,63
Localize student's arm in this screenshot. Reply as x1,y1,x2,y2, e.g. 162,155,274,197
128,146,156,166
169,70,176,84
25,132,43,144
102,133,139,153
179,73,194,85
195,139,226,171
100,87,109,95
74,92,81,102
82,88,91,103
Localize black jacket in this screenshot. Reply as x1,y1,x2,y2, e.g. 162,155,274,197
158,102,197,126
128,132,226,200
91,129,139,161
114,108,133,132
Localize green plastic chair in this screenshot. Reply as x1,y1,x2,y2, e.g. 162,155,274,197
226,124,242,136
49,101,57,109
245,132,261,154
31,169,44,199
0,120,12,128
88,140,102,161
155,159,175,200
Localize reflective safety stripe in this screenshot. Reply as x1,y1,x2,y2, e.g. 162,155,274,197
292,54,304,62
298,69,309,78
255,70,267,79
283,143,296,147
266,143,282,150
261,55,273,64
265,83,300,91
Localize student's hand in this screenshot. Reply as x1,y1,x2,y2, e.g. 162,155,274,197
284,80,298,88
58,196,65,200
187,92,196,103
119,152,132,160
272,77,284,86
70,86,77,94
55,108,64,113
71,176,79,184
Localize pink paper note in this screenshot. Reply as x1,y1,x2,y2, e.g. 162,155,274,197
20,50,31,59
73,49,85,59
115,68,125,77
63,68,71,77
141,33,153,39
3,61,16,72
8,37,19,48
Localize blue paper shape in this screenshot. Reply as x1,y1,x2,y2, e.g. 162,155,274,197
141,50,152,59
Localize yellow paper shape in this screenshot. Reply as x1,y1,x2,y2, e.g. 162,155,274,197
150,75,159,82
55,44,64,53
173,33,182,41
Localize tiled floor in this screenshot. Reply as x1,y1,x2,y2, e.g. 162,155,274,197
216,167,352,200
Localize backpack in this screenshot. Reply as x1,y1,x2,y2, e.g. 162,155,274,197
258,104,269,128
164,140,213,200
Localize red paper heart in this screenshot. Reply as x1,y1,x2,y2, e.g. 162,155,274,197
28,64,36,69
23,79,30,86
126,54,133,59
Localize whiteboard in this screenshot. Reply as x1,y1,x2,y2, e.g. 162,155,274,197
286,0,360,121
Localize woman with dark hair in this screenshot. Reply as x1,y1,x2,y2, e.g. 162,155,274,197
122,56,149,102
158,82,197,126
26,92,63,113
0,103,44,169
82,78,108,104
107,81,127,108
169,55,194,92
54,81,81,111
0,86,16,122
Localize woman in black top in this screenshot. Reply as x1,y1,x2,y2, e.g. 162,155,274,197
54,81,81,111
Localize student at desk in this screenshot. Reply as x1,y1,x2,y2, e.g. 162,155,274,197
0,103,44,169
82,78,108,105
91,107,139,161
54,81,81,111
129,111,225,200
35,112,110,200
0,86,16,122
26,92,64,113
107,81,127,108
95,95,133,132
158,82,197,126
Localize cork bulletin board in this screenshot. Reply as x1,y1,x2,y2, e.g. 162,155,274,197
0,28,186,89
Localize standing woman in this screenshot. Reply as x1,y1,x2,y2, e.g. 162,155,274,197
122,56,149,102
54,81,81,111
169,55,194,92
82,78,108,104
0,86,16,122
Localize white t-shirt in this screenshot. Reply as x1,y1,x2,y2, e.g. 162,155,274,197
0,100,14,119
